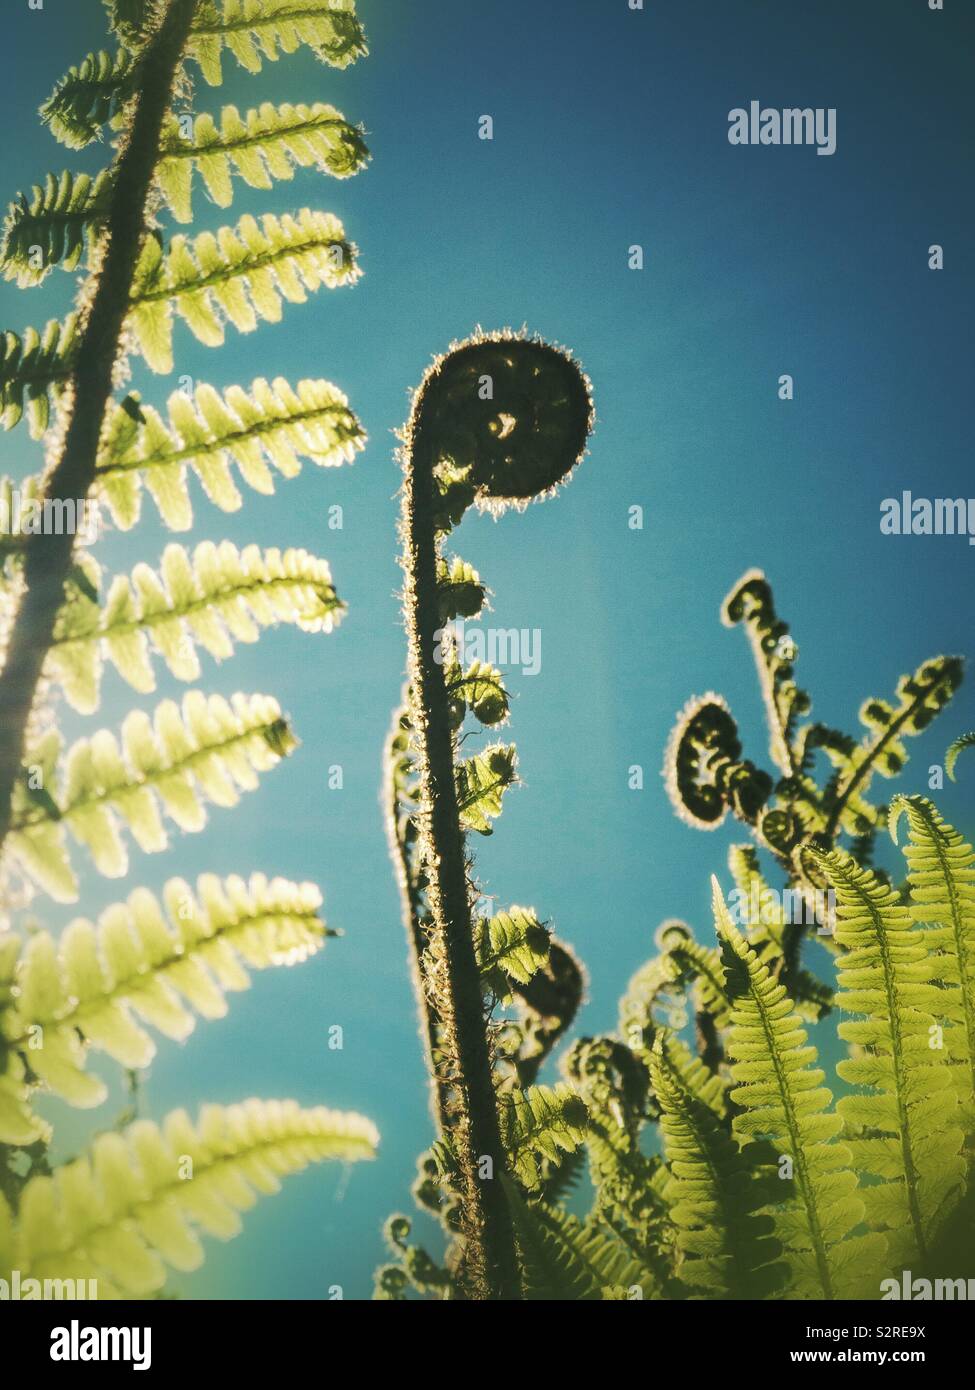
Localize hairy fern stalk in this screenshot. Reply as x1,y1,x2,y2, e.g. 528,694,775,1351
380,563,973,1301
0,0,376,1295
386,331,593,1299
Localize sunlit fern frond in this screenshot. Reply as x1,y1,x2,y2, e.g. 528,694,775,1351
809,846,967,1270
651,1035,784,1299
454,743,517,835
156,101,369,224
714,877,885,1298
475,906,550,1000
1,874,329,1109
1,170,114,286
0,314,80,438
48,541,344,713
498,1084,588,1191
889,795,975,1127
503,1178,653,1300
5,692,296,902
40,48,137,149
1,1100,376,1297
188,0,368,86
946,731,975,782
128,210,359,373
96,376,363,531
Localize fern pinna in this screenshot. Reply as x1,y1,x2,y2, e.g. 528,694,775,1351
382,331,594,1300
0,0,375,1296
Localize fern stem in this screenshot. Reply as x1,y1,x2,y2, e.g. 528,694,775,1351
400,427,521,1302
383,711,453,1134
0,0,201,853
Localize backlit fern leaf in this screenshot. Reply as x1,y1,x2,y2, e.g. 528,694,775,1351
650,1035,784,1298
455,743,517,834
0,314,80,438
96,376,363,530
1,170,114,286
810,846,966,1269
498,1084,588,1190
889,796,975,1126
722,569,809,777
476,906,550,999
6,691,297,902
2,874,329,1108
40,48,137,149
946,731,975,781
818,657,963,839
188,1,368,85
715,877,884,1298
503,1178,651,1300
48,541,343,713
3,1100,376,1297
445,659,509,727
128,210,359,373
156,101,368,224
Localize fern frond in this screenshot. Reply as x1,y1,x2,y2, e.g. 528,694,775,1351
821,656,963,838
809,847,966,1269
96,376,363,531
476,906,550,999
156,101,368,224
6,692,296,902
664,692,772,830
503,1179,651,1299
714,877,884,1298
1,170,114,286
888,796,975,1126
455,743,517,834
946,731,975,781
3,875,329,1107
1,930,47,1142
0,314,80,438
101,0,155,42
48,541,343,713
446,659,509,727
3,1100,377,1296
650,1036,783,1298
40,48,137,149
188,1,367,86
722,569,809,777
128,210,359,373
436,555,486,621
499,1084,588,1191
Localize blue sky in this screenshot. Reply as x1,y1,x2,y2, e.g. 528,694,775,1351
1,0,973,1298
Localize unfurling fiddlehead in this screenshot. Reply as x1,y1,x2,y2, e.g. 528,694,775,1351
392,330,593,1300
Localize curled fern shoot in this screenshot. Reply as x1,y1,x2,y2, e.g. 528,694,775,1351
394,329,593,1299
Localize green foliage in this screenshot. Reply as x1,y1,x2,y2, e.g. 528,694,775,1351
48,542,343,712
946,731,975,781
97,377,363,531
1,874,329,1125
664,570,962,875
1,1100,376,1297
156,101,368,224
0,315,80,438
1,170,114,286
0,0,374,1296
128,210,359,373
813,836,967,1267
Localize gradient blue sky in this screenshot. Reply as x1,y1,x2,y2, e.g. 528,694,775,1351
1,0,973,1299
